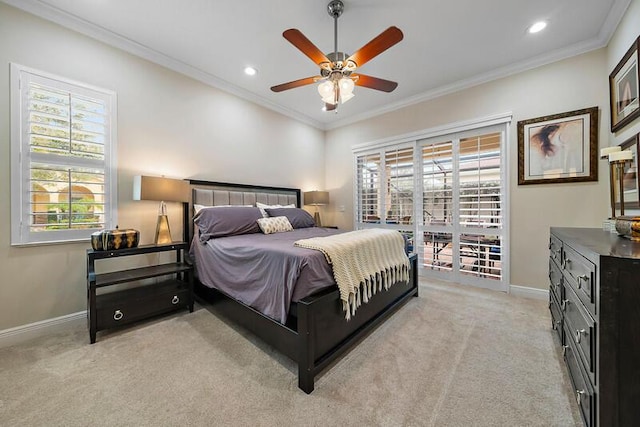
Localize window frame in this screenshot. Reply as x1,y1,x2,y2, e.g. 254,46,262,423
10,63,118,246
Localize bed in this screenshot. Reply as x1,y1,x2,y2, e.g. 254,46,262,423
183,180,418,393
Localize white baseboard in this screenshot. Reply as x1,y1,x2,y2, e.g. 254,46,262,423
509,285,549,300
0,311,86,349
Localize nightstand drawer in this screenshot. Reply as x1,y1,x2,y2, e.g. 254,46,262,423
96,280,188,331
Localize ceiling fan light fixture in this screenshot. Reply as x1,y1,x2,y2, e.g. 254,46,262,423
340,90,354,104
318,80,334,97
339,76,354,94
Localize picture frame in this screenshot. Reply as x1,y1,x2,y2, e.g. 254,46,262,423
517,107,599,185
609,36,640,133
616,133,640,209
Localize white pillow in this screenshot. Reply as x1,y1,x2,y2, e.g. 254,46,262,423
194,204,252,214
256,216,294,234
256,202,296,218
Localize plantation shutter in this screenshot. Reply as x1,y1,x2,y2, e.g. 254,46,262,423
11,64,117,245
356,152,381,224
384,147,414,225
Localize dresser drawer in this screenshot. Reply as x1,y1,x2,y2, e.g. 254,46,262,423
96,280,189,331
564,323,596,427
548,258,563,303
564,285,596,385
549,291,563,343
549,234,563,266
562,244,596,316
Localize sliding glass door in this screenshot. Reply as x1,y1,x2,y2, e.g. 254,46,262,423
354,119,509,291
418,126,506,290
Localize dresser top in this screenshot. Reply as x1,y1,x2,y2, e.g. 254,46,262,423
551,227,640,260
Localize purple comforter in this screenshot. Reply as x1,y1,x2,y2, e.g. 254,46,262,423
190,227,342,323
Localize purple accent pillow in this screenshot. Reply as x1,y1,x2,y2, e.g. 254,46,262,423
265,208,316,229
195,206,263,241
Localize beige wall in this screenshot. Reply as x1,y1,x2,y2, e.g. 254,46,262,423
0,4,325,330
324,49,610,290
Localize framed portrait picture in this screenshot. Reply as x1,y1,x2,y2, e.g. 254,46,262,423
517,107,599,185
610,36,640,133
616,133,640,209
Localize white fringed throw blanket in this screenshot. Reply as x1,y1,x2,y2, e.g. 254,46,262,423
294,229,410,320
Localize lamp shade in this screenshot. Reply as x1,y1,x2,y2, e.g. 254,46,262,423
304,190,329,206
133,175,189,202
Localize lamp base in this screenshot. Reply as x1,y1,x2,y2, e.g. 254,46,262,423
313,211,322,227
155,214,172,244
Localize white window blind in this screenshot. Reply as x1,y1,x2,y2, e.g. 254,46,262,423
458,134,502,229
385,147,414,225
356,152,381,224
422,141,453,226
11,64,117,245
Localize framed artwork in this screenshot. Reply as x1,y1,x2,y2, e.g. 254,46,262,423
616,133,640,209
517,107,599,185
610,36,640,133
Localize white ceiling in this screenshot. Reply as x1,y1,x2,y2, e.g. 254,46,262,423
5,0,631,130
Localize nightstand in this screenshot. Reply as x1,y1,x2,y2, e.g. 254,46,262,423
86,242,193,343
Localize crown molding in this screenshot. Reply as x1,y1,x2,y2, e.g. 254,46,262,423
326,36,607,130
599,0,632,45
3,0,631,133
1,0,325,130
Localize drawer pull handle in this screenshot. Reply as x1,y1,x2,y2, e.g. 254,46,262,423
561,299,569,311
562,258,571,269
576,389,585,405
113,310,123,321
562,345,568,357
576,329,586,344
171,295,180,305
552,320,561,330
576,275,588,289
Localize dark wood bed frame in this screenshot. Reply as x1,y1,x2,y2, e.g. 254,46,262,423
183,180,419,393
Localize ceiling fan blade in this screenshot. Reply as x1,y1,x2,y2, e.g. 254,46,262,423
347,26,403,68
353,74,398,92
324,103,337,111
271,76,319,92
283,29,331,67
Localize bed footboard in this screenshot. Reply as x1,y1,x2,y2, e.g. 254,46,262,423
296,253,418,393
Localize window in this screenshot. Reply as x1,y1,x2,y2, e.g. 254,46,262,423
10,64,117,245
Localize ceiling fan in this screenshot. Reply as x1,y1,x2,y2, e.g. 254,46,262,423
270,0,403,112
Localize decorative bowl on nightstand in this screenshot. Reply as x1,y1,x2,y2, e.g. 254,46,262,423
615,216,640,241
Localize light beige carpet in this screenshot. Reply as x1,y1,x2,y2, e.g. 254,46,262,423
0,280,581,426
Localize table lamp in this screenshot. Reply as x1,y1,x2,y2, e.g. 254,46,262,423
133,175,189,244
303,190,329,226
600,146,621,219
608,150,633,216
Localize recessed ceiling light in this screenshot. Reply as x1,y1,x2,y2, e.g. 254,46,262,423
244,66,257,76
528,21,547,34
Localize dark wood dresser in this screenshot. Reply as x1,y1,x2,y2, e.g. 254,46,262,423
548,227,640,427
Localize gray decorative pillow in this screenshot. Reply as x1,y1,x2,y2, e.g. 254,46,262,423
194,206,263,241
257,216,294,234
256,202,295,218
265,208,316,229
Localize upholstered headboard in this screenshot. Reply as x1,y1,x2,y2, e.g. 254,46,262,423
183,180,301,243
